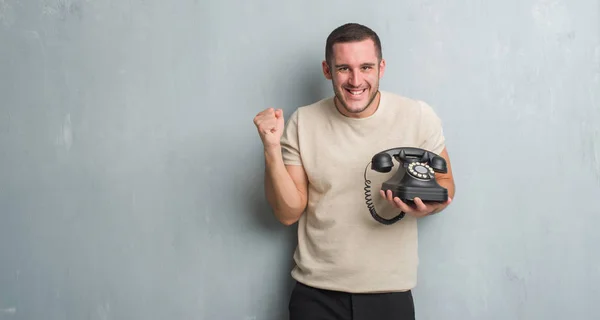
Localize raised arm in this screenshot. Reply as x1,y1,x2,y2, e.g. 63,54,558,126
254,108,308,225
264,148,308,225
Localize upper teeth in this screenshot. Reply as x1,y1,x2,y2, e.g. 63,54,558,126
351,90,364,95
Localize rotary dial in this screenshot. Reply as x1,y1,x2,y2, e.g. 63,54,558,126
407,162,435,180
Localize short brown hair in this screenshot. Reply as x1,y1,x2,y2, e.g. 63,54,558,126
325,23,382,66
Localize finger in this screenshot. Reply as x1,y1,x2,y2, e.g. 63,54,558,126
404,200,430,217
393,196,415,212
254,115,274,127
413,197,428,211
259,123,276,134
382,190,393,204
386,190,400,204
258,118,278,132
389,192,416,211
257,108,276,120
275,110,285,128
384,190,403,209
389,192,414,209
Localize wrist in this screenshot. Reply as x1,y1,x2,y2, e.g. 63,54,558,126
264,145,282,162
264,144,281,155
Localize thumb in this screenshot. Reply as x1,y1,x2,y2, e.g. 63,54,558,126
275,109,284,125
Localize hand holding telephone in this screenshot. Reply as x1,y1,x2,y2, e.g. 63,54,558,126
364,147,448,225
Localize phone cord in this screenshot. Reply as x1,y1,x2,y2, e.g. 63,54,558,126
364,162,405,225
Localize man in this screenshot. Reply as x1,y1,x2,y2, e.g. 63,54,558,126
253,23,455,320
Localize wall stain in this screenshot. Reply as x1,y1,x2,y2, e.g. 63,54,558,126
505,267,529,319
0,0,19,27
0,307,17,315
42,0,83,21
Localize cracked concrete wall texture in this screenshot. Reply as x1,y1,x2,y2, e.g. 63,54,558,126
1,0,599,319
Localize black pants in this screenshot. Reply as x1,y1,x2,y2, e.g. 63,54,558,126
288,281,415,320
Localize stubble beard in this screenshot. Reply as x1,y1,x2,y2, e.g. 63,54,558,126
333,83,380,115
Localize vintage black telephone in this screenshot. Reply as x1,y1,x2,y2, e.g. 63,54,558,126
364,147,448,225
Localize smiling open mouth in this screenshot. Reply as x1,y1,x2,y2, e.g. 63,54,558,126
345,88,367,96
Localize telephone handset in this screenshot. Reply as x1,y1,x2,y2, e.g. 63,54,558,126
364,147,448,225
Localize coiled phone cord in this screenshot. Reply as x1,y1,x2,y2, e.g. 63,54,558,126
364,162,405,225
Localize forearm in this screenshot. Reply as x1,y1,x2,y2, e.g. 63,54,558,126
264,147,306,225
430,178,455,214
440,178,455,200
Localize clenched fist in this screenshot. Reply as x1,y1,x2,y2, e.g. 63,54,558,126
253,108,285,149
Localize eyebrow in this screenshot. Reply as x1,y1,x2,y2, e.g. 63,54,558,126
335,63,377,68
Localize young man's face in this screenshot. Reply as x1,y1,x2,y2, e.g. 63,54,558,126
322,38,386,118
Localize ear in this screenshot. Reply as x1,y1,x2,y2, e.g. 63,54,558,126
322,60,332,80
379,58,386,79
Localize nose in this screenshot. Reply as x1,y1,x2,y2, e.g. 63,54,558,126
349,70,361,87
